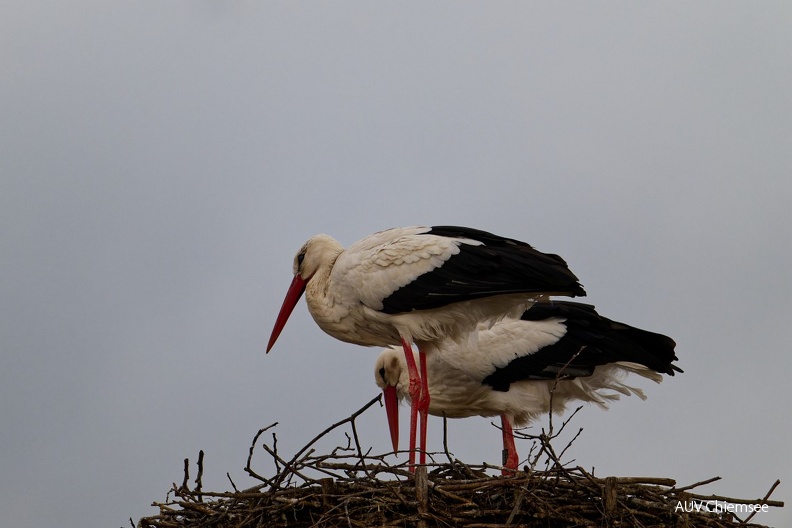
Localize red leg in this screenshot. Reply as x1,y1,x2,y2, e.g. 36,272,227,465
500,414,519,475
400,338,420,471
417,347,431,465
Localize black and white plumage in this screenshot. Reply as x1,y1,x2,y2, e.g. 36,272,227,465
374,301,681,472
266,226,585,468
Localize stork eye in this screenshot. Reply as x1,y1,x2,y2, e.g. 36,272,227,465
378,367,386,381
297,252,305,267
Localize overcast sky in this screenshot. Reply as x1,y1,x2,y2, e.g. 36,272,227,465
2,2,791,527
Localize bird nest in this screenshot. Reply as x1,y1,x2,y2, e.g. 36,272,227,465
137,396,782,528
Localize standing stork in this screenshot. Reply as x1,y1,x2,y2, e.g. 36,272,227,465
266,226,585,468
375,302,681,473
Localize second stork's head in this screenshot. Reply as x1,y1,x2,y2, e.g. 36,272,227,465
374,346,412,452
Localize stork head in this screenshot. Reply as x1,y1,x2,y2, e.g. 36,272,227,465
266,234,343,353
291,234,341,279
374,347,411,452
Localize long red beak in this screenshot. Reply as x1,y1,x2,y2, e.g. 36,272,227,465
266,275,307,353
383,385,399,452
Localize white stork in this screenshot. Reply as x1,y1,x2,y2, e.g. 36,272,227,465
266,226,585,468
374,301,681,473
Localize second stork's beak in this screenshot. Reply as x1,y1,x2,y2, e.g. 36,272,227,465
266,274,307,353
383,385,399,452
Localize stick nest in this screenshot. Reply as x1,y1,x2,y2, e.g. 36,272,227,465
137,396,783,528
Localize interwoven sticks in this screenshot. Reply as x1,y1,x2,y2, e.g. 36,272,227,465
138,396,783,528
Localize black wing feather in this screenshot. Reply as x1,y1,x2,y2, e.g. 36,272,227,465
380,226,586,314
482,301,681,392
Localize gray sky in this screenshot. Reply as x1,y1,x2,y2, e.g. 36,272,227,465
2,2,791,526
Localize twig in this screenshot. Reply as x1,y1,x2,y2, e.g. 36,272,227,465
505,487,525,526
194,450,204,502
442,413,455,467
243,422,279,489
180,458,189,492
547,346,585,436
556,426,583,461
744,479,781,524
267,394,382,490
671,475,722,493
226,472,238,493
271,432,280,475
262,443,316,487
348,412,368,475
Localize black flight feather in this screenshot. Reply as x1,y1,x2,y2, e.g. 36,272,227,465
380,226,586,314
482,301,681,392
